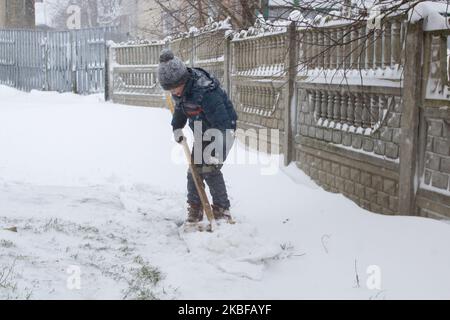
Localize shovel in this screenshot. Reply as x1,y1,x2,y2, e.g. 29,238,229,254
165,93,216,232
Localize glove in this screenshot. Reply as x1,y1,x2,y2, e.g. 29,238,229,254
205,156,221,166
173,129,185,144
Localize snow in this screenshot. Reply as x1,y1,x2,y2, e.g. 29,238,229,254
1,85,450,299
409,1,450,31
299,66,403,87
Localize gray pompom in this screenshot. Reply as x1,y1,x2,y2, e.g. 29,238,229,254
160,49,174,63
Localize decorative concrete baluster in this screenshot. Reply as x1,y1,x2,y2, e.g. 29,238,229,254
361,93,370,128
242,41,247,73
242,86,246,109
270,36,275,68
145,46,149,64
383,21,391,69
310,90,317,114
400,20,407,66
247,40,252,73
254,38,259,71
247,86,251,109
370,94,380,126
298,31,304,68
333,92,340,122
340,93,348,124
336,28,343,70
351,26,359,69
234,42,239,72
312,31,318,69
151,46,155,65
378,94,387,120
241,86,245,109
138,46,142,64
321,91,328,119
129,47,132,64
255,87,266,115
347,94,355,125
277,34,284,69
276,34,282,67
358,24,366,70
391,20,401,67
317,31,324,70
253,86,258,110
236,42,241,72
328,92,334,121
315,90,322,119
304,31,311,69
259,38,264,71
325,29,338,69
240,42,244,72
354,93,362,127
256,38,261,72
233,43,237,72
258,86,263,115
343,28,351,70
324,32,330,69
325,91,334,121
255,86,260,110
366,27,375,70
247,86,251,110
247,40,252,72
374,25,383,69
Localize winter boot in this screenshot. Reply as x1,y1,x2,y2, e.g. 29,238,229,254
186,203,203,223
212,205,234,224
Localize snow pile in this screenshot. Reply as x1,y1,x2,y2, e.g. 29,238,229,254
181,224,283,281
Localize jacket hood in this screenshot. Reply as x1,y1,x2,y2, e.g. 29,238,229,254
189,67,219,92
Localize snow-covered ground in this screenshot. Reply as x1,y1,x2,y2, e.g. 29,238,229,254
1,85,450,300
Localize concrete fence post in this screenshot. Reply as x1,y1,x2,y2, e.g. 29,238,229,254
398,21,424,215
223,35,232,96
283,21,297,166
104,44,110,101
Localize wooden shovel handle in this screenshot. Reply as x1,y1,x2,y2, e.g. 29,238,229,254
165,94,215,225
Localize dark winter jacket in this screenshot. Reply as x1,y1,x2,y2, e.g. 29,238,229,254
171,68,238,133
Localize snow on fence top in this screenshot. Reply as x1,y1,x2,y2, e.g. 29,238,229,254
231,15,290,41
108,39,165,49
409,1,450,32
165,17,233,43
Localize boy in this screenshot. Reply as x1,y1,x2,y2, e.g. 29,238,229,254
158,49,238,223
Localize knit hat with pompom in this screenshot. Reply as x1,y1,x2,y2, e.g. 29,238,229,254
157,49,190,90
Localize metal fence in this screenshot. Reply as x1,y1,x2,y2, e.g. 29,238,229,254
0,27,126,94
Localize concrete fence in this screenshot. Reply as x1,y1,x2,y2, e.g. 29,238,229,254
106,15,450,219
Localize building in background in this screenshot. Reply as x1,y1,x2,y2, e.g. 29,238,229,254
0,0,36,28
34,0,133,31
132,0,164,40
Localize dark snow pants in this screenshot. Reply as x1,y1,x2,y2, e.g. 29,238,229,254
187,132,234,210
